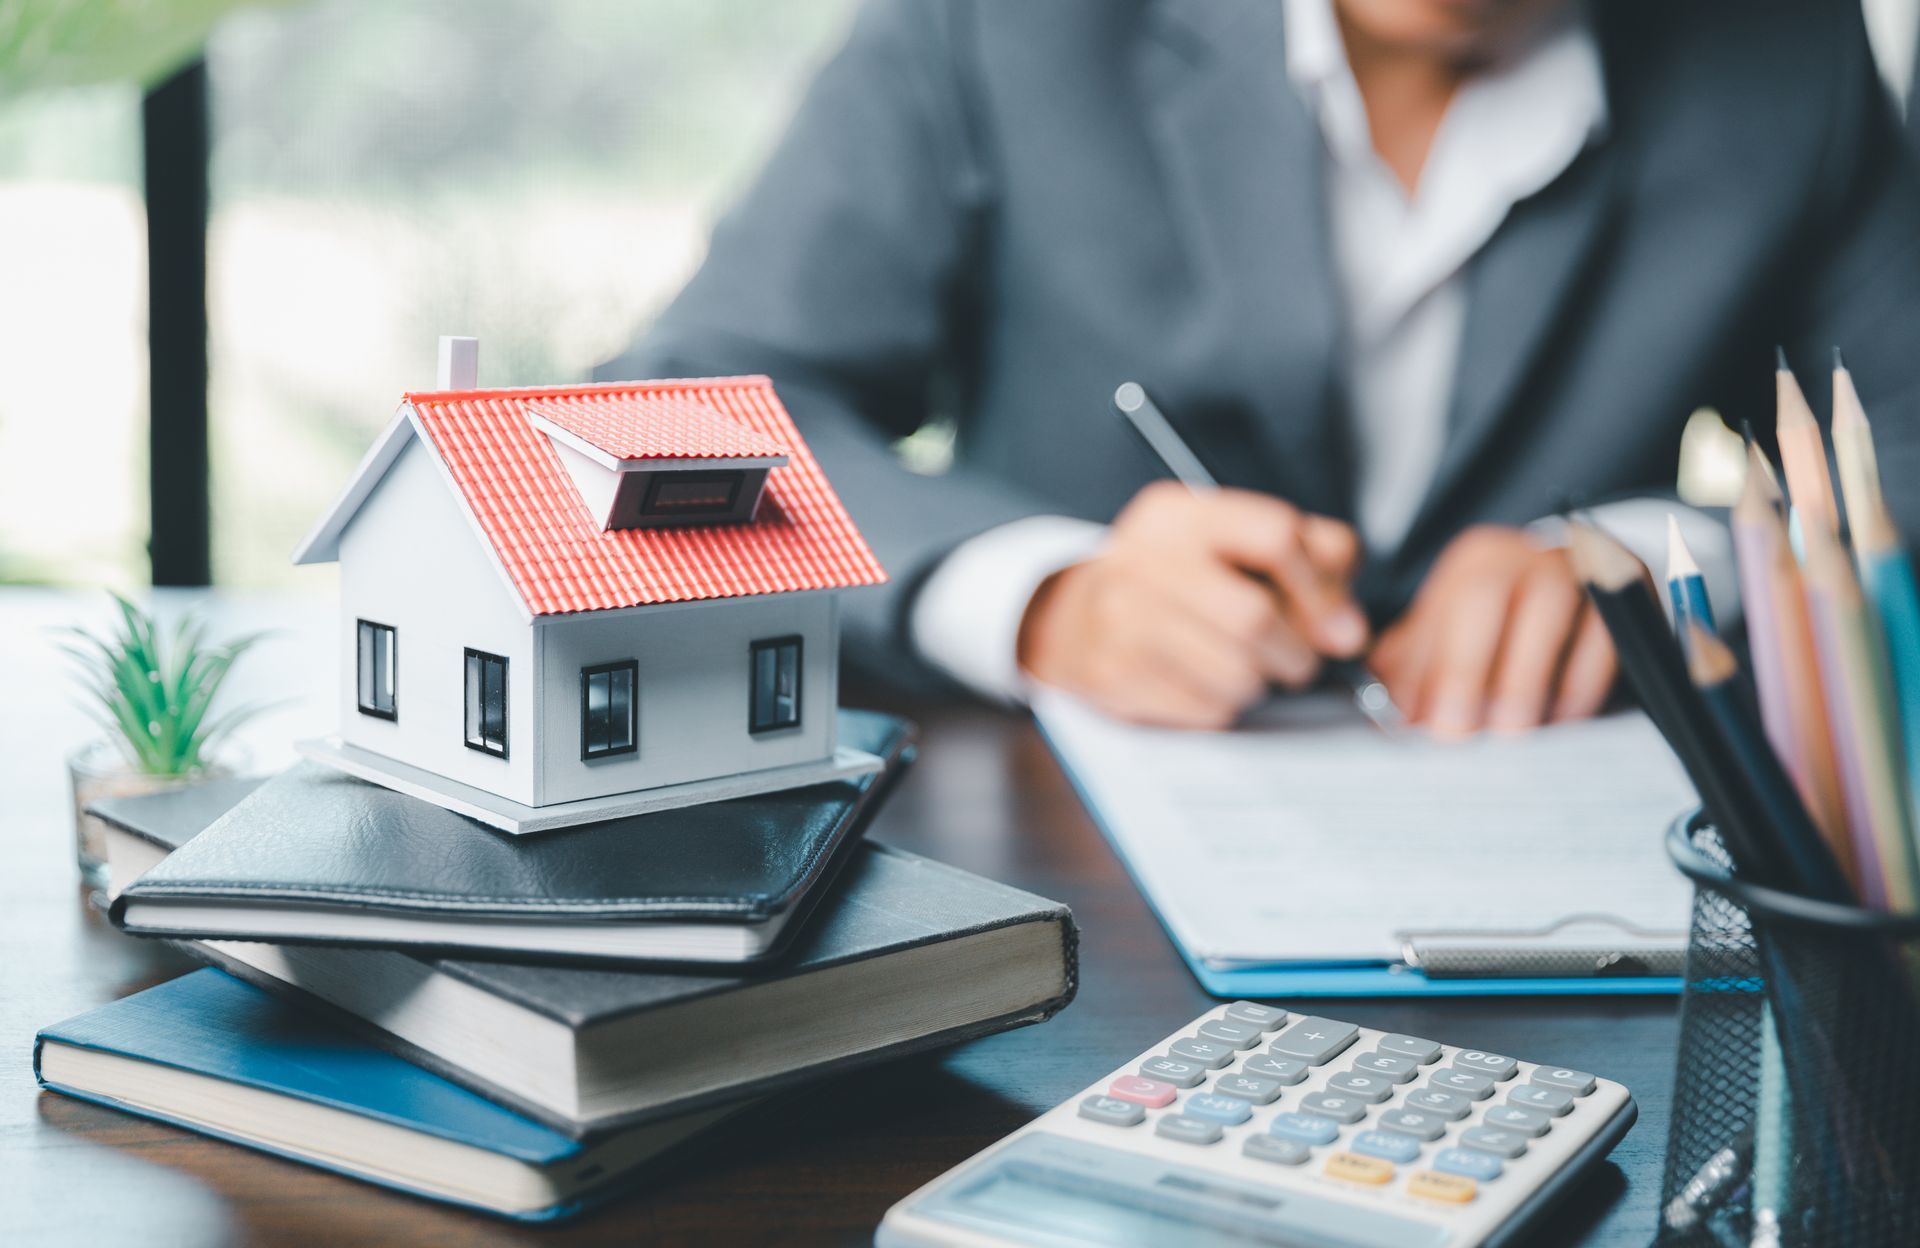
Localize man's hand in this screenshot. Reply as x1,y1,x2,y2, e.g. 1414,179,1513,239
1370,525,1617,737
1017,482,1369,728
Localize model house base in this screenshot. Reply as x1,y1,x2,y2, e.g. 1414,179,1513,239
297,737,885,835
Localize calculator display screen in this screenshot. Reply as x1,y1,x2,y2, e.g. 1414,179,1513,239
907,1134,1448,1248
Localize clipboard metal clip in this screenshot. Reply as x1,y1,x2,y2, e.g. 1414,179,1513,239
1397,913,1686,980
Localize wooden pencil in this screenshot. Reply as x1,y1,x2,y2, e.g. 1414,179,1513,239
1568,520,1792,886
1732,441,1853,878
1801,519,1920,911
1776,347,1839,536
1684,622,1855,904
1664,514,1716,634
1830,348,1884,538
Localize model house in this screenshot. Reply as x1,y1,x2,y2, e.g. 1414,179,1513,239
292,337,887,833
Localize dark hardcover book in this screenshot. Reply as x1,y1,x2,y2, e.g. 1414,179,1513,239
35,970,742,1221
108,710,917,965
91,713,1080,1139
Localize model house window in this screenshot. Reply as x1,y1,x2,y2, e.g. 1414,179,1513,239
464,649,509,758
642,470,743,517
355,620,397,720
581,661,638,759
749,636,802,733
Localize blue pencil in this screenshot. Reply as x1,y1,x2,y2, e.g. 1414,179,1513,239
1666,514,1716,635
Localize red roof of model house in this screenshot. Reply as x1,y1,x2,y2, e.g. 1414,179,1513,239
294,375,886,617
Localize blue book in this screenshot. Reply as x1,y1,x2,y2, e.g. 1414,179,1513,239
34,971,738,1222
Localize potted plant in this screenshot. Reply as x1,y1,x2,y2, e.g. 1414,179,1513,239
62,594,268,895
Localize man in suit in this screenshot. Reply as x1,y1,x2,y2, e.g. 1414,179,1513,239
611,0,1920,734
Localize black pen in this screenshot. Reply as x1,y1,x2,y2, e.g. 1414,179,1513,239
1111,382,1397,727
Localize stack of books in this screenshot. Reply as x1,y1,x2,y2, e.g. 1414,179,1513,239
35,710,1078,1221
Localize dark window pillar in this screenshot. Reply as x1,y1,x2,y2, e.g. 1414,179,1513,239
143,58,212,587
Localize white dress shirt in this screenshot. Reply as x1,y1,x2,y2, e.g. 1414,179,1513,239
909,0,1735,703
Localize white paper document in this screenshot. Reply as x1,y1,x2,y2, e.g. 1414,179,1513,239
1034,691,1699,970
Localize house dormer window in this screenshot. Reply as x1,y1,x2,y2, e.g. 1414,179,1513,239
526,396,789,531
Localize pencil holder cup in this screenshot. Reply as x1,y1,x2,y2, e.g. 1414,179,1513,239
1658,809,1920,1248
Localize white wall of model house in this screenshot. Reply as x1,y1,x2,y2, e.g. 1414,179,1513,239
335,431,839,809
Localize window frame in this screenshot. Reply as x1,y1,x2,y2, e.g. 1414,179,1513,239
579,659,639,761
355,619,398,721
463,647,510,759
748,635,804,735
641,469,744,518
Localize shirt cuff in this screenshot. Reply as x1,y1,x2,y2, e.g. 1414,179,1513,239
908,515,1108,705
1529,498,1741,629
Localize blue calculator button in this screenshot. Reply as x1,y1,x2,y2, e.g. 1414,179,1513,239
1270,1113,1340,1146
1434,1147,1504,1182
1183,1094,1253,1125
1351,1130,1422,1164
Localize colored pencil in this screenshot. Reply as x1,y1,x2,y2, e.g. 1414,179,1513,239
1684,622,1854,904
1830,349,1883,538
1569,520,1791,886
1731,441,1853,878
1776,347,1839,536
1801,519,1920,911
1665,514,1716,634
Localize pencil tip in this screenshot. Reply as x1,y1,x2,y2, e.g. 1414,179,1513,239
1775,345,1790,372
1665,514,1698,579
1740,418,1757,446
1832,345,1846,371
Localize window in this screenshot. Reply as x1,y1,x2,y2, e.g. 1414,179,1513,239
356,620,397,720
642,470,743,517
581,661,638,759
464,649,509,758
749,636,802,734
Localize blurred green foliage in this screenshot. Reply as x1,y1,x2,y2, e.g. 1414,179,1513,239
0,0,275,98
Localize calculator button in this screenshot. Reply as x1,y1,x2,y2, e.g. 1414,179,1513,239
1270,1112,1341,1145
1378,1108,1448,1141
1351,1052,1419,1083
1326,1072,1392,1103
1241,1055,1309,1085
1509,1084,1576,1116
1243,1134,1312,1166
1453,1051,1518,1081
1351,1130,1422,1164
1435,1147,1505,1181
1183,1094,1254,1125
1531,1067,1598,1096
1077,1095,1145,1127
1169,1038,1236,1069
1379,1034,1444,1064
1139,1057,1207,1088
1459,1126,1529,1159
1299,1092,1367,1124
1325,1152,1395,1185
1106,1076,1177,1108
1483,1105,1552,1137
1156,1114,1224,1145
1225,1002,1288,1031
1270,1017,1359,1064
1198,1019,1265,1050
1212,1073,1283,1105
1409,1171,1478,1204
1429,1069,1495,1099
1404,1087,1474,1120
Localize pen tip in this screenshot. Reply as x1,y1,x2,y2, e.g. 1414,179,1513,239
1113,381,1144,414
1775,345,1790,372
1740,417,1757,446
1832,345,1846,371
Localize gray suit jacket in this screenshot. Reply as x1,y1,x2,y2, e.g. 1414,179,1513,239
610,0,1920,689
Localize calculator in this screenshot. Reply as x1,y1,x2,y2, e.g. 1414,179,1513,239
877,1002,1635,1247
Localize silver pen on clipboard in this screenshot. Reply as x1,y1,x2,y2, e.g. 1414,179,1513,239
1111,382,1399,728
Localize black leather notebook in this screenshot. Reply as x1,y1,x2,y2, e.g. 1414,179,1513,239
90,733,1079,1138
107,710,915,965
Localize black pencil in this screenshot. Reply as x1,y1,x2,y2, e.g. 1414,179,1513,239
1684,622,1857,905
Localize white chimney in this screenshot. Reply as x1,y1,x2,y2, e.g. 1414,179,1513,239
436,336,479,389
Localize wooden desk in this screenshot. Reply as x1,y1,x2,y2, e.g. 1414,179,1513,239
0,591,1678,1245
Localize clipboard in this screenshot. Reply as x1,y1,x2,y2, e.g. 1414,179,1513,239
1034,692,1692,999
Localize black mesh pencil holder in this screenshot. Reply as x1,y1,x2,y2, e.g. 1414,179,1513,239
1658,809,1920,1248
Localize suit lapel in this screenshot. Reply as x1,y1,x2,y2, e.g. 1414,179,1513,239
1134,0,1351,520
